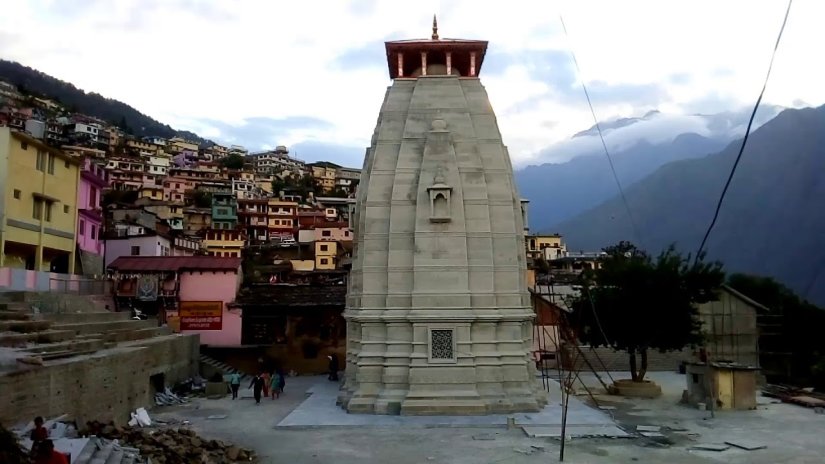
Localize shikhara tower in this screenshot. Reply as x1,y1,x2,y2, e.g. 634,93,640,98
339,18,547,415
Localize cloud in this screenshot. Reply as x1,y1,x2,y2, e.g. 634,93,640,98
189,116,334,150
0,0,823,169
291,141,365,169
331,40,389,71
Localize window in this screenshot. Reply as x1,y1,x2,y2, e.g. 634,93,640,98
36,150,46,172
47,154,55,174
33,200,42,220
13,189,20,199
320,258,329,265
429,329,456,361
322,230,331,237
44,202,52,222
21,142,28,150
131,246,140,256
89,187,97,207
320,244,328,252
79,220,85,235
63,204,69,214
91,225,97,240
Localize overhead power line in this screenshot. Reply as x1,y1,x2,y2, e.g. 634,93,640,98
558,14,644,248
694,0,794,264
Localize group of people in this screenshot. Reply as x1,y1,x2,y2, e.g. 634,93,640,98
28,416,68,464
225,354,341,405
228,369,286,404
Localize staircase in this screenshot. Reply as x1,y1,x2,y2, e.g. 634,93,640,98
200,353,252,383
73,437,142,464
0,291,167,358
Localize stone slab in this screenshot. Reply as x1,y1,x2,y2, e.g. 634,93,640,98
277,379,615,428
692,443,731,451
725,439,767,451
521,425,630,438
636,425,661,432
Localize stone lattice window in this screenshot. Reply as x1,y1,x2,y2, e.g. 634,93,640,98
430,329,455,360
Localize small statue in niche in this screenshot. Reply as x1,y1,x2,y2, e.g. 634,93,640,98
428,164,452,223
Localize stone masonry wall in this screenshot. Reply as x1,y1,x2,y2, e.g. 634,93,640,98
572,346,687,373
0,334,199,426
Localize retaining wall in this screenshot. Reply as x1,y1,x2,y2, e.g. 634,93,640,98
0,334,199,427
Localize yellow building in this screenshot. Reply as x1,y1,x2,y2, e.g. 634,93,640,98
0,128,81,272
168,137,199,154
61,145,106,159
125,139,158,157
139,186,164,201
310,163,337,192
202,228,245,258
525,233,567,261
315,240,338,270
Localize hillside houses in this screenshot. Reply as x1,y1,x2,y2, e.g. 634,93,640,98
0,79,361,279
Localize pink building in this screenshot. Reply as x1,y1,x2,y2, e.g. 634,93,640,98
77,158,108,275
163,177,195,203
107,256,243,346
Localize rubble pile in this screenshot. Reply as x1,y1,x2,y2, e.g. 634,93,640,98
87,422,256,464
155,387,188,406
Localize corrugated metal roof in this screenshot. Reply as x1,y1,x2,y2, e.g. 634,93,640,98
108,256,242,272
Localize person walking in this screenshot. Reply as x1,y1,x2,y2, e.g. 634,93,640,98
327,354,339,381
271,369,285,399
261,371,271,398
228,372,241,400
248,373,265,404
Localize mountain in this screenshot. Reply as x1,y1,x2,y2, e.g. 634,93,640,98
572,110,661,138
517,133,728,231
553,105,825,306
516,106,783,231
0,60,208,143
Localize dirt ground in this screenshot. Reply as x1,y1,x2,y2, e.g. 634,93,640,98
148,372,825,464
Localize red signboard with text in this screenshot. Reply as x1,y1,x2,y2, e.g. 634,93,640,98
179,301,223,331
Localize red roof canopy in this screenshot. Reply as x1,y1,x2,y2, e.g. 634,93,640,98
108,256,242,272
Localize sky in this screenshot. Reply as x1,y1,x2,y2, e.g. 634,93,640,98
1,0,823,168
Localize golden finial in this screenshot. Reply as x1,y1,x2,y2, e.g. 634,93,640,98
432,14,439,40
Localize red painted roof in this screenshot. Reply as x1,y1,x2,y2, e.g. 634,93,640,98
108,256,242,272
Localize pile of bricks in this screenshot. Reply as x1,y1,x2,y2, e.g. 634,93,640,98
88,422,256,464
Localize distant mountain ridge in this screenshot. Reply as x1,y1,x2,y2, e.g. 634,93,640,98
515,106,784,231
0,59,209,143
553,105,825,306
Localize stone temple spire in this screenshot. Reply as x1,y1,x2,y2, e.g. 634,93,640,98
340,23,547,415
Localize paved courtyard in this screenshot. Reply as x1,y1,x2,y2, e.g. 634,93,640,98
148,372,825,463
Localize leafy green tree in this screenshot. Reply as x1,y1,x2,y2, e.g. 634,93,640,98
327,186,350,198
218,153,245,170
569,241,725,382
190,191,212,208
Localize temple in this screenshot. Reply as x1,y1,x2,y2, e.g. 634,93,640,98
339,18,547,415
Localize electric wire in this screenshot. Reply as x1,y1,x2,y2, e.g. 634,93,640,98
694,0,794,264
558,14,643,248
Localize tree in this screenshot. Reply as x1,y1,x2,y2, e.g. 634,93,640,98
569,241,725,382
327,186,350,198
191,191,212,209
218,153,245,170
